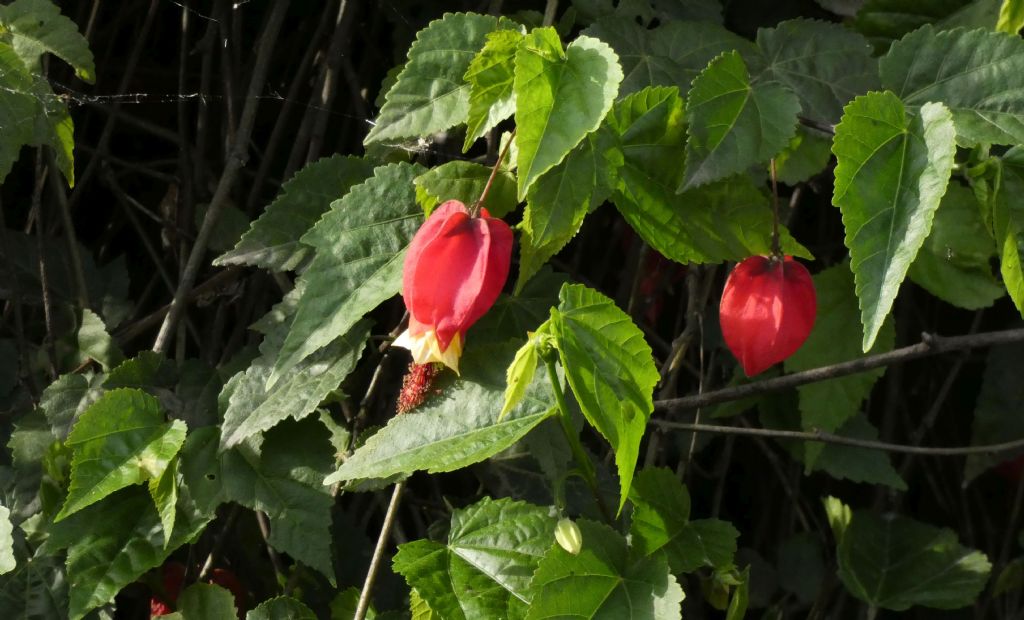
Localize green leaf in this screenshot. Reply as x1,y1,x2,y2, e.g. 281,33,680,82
413,160,518,218
526,520,684,620
880,26,1024,146
725,567,750,620
514,28,623,199
46,485,212,620
0,553,67,618
832,92,956,351
629,467,738,574
998,0,1024,33
773,128,832,185
584,18,754,98
215,155,374,271
56,389,187,521
825,497,991,610
0,43,46,183
325,341,555,484
365,13,505,144
39,372,103,441
220,418,337,583
330,587,376,620
991,148,1024,316
608,88,808,263
517,124,620,291
392,497,557,619
464,29,523,150
0,0,95,81
908,183,1004,309
965,345,1024,481
501,331,545,419
784,265,895,452
247,596,317,620
852,0,964,51
76,308,123,371
752,19,878,123
176,583,238,619
552,284,658,512
682,51,801,191
220,320,369,450
270,162,424,387
469,267,567,344
776,533,825,604
0,505,13,575
410,589,435,620
149,455,179,541
808,414,907,490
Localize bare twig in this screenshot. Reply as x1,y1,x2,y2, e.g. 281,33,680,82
654,328,1024,414
354,480,405,620
153,0,291,353
652,419,1024,457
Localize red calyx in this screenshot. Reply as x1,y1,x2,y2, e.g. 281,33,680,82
719,255,816,377
402,200,513,354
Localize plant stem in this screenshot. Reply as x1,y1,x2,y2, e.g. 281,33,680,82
652,419,1024,457
354,480,405,620
769,158,781,257
471,129,516,217
544,357,613,523
654,327,1024,414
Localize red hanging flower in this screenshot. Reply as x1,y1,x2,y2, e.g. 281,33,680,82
393,200,513,374
719,255,816,377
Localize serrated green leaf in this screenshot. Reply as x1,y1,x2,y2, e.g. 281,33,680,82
148,455,178,542
270,162,424,387
247,596,317,620
514,28,623,199
965,345,1024,481
464,29,523,150
365,13,505,144
176,583,237,619
881,26,1024,146
469,267,567,344
39,372,103,441
784,265,894,456
725,567,750,620
992,148,1024,316
221,418,336,583
809,414,907,490
0,505,13,575
215,155,374,271
46,485,212,620
0,43,46,183
325,341,555,484
330,587,377,620
584,17,754,98
909,183,1004,309
998,0,1024,33
56,389,187,521
0,0,95,81
76,308,122,371
393,497,557,619
0,552,67,618
526,520,684,620
752,19,878,123
609,88,808,264
832,93,956,351
552,284,658,512
517,124,620,291
629,468,738,574
220,320,369,450
410,589,435,620
826,497,991,610
413,160,517,218
682,51,801,191
774,127,832,185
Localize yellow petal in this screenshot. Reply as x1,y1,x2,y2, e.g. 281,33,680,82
392,329,463,375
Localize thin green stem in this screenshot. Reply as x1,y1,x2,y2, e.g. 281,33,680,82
769,158,781,257
544,357,613,523
470,128,516,217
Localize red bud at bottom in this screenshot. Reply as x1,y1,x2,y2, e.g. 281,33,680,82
719,256,816,377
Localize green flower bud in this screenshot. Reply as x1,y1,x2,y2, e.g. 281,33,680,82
554,518,582,555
